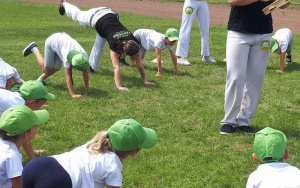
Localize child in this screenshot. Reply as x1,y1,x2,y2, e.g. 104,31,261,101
0,58,23,90
133,28,179,76
270,28,293,73
59,0,155,91
0,105,49,188
0,80,55,160
246,127,300,187
23,32,89,99
22,119,157,188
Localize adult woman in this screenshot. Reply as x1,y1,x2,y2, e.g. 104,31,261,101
60,1,155,91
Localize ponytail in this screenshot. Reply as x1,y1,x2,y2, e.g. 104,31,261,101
86,131,113,155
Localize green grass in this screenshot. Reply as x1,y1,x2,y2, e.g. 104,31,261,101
1,0,300,187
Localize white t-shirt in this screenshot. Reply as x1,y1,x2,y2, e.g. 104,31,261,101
46,32,89,69
272,28,293,53
52,144,123,188
0,139,23,188
246,162,300,188
0,89,25,117
134,29,173,51
0,58,22,88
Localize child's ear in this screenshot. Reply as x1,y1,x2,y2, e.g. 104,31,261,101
284,149,289,160
252,153,261,163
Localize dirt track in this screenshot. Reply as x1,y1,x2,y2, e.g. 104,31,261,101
21,0,300,34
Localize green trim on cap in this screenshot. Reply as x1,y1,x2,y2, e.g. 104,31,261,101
107,119,157,151
0,105,49,136
165,28,179,41
20,80,55,101
67,50,89,71
254,127,287,163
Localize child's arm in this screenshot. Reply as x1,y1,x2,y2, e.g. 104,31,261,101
276,51,286,73
11,176,22,188
22,140,35,160
170,50,178,74
82,70,89,92
110,50,129,91
134,51,156,86
155,48,162,76
64,67,82,98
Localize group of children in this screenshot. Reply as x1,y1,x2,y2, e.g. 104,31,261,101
1,0,299,187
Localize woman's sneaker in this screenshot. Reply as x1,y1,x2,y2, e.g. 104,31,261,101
220,124,234,135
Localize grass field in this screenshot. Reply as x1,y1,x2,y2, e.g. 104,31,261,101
1,0,300,187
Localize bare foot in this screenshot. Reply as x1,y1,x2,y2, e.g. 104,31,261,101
275,70,283,73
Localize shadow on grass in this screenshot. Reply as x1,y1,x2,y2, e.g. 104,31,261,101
266,62,300,72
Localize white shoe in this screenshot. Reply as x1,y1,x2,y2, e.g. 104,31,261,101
202,56,216,63
151,58,163,64
177,57,190,65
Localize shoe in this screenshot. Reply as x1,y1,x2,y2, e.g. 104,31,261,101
237,126,255,134
286,55,292,64
23,42,37,57
120,58,130,66
41,80,52,87
151,58,163,64
59,0,67,16
177,57,190,66
202,56,216,63
88,66,95,74
220,124,234,135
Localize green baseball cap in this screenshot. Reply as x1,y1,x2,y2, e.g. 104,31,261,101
67,50,89,71
270,38,278,53
107,119,157,151
254,127,287,163
0,105,49,136
165,28,179,41
20,80,55,101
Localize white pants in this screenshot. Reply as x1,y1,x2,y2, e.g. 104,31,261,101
44,33,64,70
220,31,271,127
176,0,210,58
64,2,111,70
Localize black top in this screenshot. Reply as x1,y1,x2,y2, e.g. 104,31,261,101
95,13,139,53
227,1,273,34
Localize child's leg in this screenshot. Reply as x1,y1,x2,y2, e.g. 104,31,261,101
63,2,98,28
34,51,45,69
89,33,107,70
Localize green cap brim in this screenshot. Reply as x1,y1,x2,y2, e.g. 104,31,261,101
270,38,278,53
139,127,157,149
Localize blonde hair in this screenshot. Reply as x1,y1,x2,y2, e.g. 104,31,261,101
86,131,140,160
86,131,113,155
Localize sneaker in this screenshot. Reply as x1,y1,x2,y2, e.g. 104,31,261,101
59,0,67,16
120,58,130,66
151,58,163,64
177,57,190,66
202,56,216,63
237,126,255,134
286,55,292,64
220,124,234,135
41,80,52,87
23,42,37,57
88,66,95,74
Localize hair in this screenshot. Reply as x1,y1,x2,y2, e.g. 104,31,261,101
0,129,21,142
86,131,140,160
116,40,140,57
86,131,114,155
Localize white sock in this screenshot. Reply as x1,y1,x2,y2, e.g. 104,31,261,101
37,77,44,82
32,47,39,54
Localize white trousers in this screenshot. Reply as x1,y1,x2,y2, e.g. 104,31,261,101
220,31,271,127
176,0,210,58
64,2,109,70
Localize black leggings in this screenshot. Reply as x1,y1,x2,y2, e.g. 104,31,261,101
22,157,72,188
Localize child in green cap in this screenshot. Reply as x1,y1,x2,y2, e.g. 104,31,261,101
23,32,89,99
22,119,157,188
247,127,300,187
0,105,49,188
130,28,179,76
